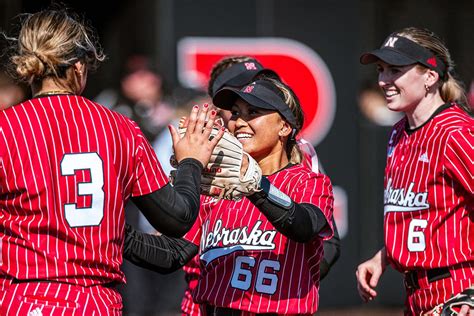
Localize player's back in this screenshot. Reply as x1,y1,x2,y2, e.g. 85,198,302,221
0,95,164,286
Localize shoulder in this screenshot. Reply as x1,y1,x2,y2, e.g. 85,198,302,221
1,97,34,114
0,99,36,128
387,117,407,145
86,97,143,130
392,116,407,132
276,164,331,184
80,97,150,146
392,116,407,135
81,96,128,119
434,103,474,133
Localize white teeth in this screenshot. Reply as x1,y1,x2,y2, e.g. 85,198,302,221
385,90,399,97
236,133,252,139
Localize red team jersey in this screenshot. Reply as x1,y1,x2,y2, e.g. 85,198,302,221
0,95,168,287
185,164,334,315
383,103,474,313
181,141,321,316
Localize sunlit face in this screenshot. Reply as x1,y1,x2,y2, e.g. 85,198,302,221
377,61,428,113
228,98,286,162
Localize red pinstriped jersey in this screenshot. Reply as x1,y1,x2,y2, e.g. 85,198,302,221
383,103,474,271
0,95,168,286
185,164,334,314
180,139,320,315
181,250,202,315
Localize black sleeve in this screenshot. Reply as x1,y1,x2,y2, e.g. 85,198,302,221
123,224,199,274
247,178,329,243
131,158,202,237
320,217,341,280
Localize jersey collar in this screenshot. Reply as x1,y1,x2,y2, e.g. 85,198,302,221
405,102,453,135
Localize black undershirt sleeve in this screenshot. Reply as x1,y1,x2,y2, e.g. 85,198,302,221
131,158,202,237
123,224,198,274
247,187,329,243
320,217,341,280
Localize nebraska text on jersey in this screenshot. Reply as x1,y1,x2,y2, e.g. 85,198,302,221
384,178,429,214
200,219,277,264
185,164,334,314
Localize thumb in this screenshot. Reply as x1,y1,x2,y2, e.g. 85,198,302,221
369,271,381,288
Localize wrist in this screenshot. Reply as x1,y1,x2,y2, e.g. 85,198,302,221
380,247,388,270
178,158,204,171
258,177,293,209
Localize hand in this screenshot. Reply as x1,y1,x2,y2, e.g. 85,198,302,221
458,305,474,316
440,286,474,316
169,104,225,168
356,247,387,302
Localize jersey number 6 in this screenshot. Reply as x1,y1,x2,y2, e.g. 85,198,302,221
407,219,427,252
231,256,280,295
60,152,105,228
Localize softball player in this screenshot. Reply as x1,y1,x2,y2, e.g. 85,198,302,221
125,77,335,315
0,9,222,315
355,27,473,315
184,57,340,315
123,56,340,315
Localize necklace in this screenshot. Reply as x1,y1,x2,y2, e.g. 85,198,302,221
34,90,74,98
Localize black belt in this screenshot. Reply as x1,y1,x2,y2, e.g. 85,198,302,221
202,304,277,316
404,267,451,290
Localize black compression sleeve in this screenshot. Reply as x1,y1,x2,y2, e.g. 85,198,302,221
320,217,341,280
247,190,328,243
132,158,202,237
123,224,198,274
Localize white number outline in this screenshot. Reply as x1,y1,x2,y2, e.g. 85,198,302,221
60,152,105,228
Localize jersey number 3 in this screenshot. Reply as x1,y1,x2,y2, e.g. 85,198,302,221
61,153,104,228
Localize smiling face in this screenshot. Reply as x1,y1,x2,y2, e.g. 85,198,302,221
228,98,289,163
376,61,428,113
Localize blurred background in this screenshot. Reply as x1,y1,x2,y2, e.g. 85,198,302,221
1,0,473,315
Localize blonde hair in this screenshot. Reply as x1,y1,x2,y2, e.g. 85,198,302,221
396,27,471,114
9,9,105,90
257,76,305,164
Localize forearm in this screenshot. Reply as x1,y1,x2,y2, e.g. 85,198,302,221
320,218,341,280
132,158,202,237
123,224,198,274
247,178,329,243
